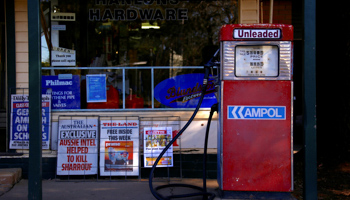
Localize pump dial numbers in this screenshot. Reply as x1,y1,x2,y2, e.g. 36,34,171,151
244,50,264,59
235,45,279,77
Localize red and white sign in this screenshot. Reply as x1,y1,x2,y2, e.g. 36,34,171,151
233,29,281,39
56,118,98,175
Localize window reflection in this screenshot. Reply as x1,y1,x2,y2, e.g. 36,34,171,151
41,0,237,109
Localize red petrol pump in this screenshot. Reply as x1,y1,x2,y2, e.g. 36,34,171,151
149,24,293,200
217,24,294,196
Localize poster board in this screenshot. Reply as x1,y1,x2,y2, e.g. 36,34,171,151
99,117,139,176
56,117,98,175
143,127,173,168
139,117,181,148
10,94,51,149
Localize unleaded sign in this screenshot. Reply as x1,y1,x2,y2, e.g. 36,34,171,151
233,29,281,39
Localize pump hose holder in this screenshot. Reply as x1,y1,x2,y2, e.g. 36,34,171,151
149,63,218,200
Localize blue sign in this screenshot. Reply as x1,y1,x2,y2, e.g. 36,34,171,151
228,106,286,120
86,74,107,102
154,73,217,108
42,75,81,109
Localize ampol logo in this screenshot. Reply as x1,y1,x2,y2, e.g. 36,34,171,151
154,73,217,108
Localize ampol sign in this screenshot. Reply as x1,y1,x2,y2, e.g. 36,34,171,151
154,73,217,108
228,105,286,120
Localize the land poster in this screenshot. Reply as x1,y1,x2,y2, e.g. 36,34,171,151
100,118,139,176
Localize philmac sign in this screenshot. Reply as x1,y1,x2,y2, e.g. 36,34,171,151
233,29,281,39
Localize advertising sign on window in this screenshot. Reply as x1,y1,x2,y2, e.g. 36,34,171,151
42,75,81,109
86,74,107,103
154,73,217,108
99,119,139,176
10,94,51,149
143,127,173,168
56,118,99,175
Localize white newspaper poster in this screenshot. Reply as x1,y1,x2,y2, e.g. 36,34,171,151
144,127,173,168
10,94,51,149
100,120,139,176
140,120,180,148
56,118,98,175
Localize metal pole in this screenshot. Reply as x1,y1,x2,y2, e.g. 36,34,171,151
28,0,42,199
303,0,317,199
5,0,16,153
269,0,274,23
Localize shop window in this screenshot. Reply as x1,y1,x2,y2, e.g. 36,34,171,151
41,0,238,110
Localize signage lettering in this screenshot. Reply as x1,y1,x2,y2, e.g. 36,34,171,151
89,0,187,21
228,106,286,120
234,29,281,39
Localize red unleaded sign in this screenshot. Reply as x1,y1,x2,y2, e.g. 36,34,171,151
233,29,281,39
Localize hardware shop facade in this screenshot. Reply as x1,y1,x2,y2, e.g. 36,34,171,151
0,0,301,178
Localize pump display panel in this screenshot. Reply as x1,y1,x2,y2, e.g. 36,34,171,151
235,45,279,77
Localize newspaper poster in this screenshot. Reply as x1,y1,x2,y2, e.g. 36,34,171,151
100,119,139,176
56,118,98,175
144,127,173,168
10,94,51,149
140,119,180,148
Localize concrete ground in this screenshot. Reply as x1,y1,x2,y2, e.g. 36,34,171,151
1,178,222,200
0,168,297,200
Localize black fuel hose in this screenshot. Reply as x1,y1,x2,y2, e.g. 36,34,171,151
149,64,217,200
203,103,218,194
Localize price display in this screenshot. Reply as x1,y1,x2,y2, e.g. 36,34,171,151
235,45,279,77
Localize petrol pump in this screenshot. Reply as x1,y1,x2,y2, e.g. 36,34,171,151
217,24,294,196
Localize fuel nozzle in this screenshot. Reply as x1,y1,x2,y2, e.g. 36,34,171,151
203,62,220,101
203,63,212,85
